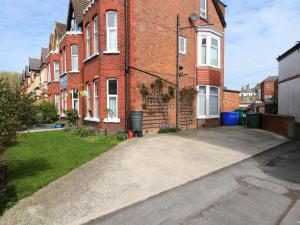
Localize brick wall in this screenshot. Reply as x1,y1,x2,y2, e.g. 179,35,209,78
223,90,240,112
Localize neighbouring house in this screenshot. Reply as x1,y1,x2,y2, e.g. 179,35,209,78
21,0,227,132
259,75,278,114
28,58,42,102
277,42,300,124
223,88,240,112
239,84,259,108
39,48,49,101
47,22,67,114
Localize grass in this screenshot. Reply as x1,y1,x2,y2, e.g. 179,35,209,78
2,131,118,214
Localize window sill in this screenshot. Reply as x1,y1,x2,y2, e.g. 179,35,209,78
84,53,99,63
84,117,100,122
198,65,221,70
60,73,67,77
103,50,120,55
104,118,120,123
69,70,80,74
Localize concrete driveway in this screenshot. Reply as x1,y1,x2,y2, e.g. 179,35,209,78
0,127,287,225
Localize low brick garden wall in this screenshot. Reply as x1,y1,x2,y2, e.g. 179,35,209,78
261,114,295,138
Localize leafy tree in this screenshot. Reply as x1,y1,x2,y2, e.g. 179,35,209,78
0,71,20,90
36,101,58,124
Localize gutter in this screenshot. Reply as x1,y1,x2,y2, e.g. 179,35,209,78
125,0,130,131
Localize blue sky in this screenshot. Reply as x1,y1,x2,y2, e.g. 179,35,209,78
0,0,300,90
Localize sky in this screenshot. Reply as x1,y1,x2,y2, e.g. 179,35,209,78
0,0,300,90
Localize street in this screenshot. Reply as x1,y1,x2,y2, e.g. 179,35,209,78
87,139,300,225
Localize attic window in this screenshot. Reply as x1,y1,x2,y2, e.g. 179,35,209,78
200,0,207,19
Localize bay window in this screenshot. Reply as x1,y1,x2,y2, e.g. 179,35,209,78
198,85,220,118
106,79,118,120
86,24,91,57
86,82,92,117
63,49,67,73
48,64,51,82
55,94,60,115
94,17,99,54
72,89,79,114
198,32,221,68
94,80,99,119
106,11,118,52
54,61,60,81
200,0,207,19
71,45,79,71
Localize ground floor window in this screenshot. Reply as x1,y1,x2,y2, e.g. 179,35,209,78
86,82,92,117
107,78,118,119
94,80,99,119
55,94,60,115
72,89,79,114
197,85,220,118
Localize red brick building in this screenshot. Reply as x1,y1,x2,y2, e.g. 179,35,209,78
22,0,227,132
223,89,240,112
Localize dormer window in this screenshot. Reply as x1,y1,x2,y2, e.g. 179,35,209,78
200,0,207,19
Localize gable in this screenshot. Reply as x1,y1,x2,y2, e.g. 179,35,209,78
212,0,226,27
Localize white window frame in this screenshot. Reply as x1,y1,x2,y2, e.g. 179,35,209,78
197,85,220,119
179,36,187,55
86,82,92,117
63,49,67,73
86,24,91,57
71,45,79,72
105,78,120,123
54,61,60,81
93,16,99,54
72,89,80,115
105,11,119,53
55,94,60,115
48,64,51,82
200,0,207,19
198,32,221,68
94,80,99,119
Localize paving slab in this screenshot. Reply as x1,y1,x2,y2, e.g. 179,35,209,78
0,127,287,225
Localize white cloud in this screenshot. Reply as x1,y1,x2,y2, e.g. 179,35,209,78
223,0,300,89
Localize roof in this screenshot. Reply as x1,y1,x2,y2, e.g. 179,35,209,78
241,84,257,93
212,0,227,27
29,58,41,71
264,76,278,82
25,66,30,77
277,42,300,61
55,22,67,40
67,0,89,29
41,48,49,63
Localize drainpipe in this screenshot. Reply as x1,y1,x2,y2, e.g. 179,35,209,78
125,0,130,131
176,15,180,129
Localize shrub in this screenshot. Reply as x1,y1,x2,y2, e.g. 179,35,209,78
36,101,58,124
71,125,97,137
98,134,120,145
158,127,181,134
64,109,79,125
116,130,129,141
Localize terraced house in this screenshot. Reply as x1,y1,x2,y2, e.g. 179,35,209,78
21,0,226,132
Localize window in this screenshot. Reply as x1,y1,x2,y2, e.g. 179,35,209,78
48,64,51,82
198,33,221,68
198,85,219,118
55,94,60,115
61,90,67,113
200,0,207,19
179,36,186,54
201,37,207,64
94,80,99,118
210,38,219,67
94,17,99,54
71,45,79,71
86,24,91,57
72,89,79,114
106,11,118,52
107,79,118,119
86,82,92,117
54,61,60,81
63,49,67,73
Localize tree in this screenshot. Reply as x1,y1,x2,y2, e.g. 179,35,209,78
0,78,36,196
0,71,21,90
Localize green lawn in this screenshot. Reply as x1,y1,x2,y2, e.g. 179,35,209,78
5,131,117,203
